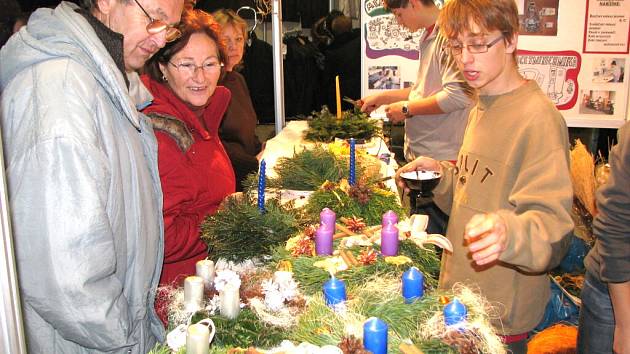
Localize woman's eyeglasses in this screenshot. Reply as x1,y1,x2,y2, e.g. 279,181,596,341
168,61,224,76
133,0,181,42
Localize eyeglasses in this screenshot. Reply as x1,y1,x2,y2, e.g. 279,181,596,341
168,60,224,76
446,35,504,56
133,0,181,42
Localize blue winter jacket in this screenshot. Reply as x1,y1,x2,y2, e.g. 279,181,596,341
0,2,165,352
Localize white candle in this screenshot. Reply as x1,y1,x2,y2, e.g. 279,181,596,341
186,323,209,354
196,260,215,289
219,283,241,320
184,276,204,312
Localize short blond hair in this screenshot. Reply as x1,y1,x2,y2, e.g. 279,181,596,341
212,9,248,45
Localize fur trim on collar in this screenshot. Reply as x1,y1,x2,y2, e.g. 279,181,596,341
147,112,194,152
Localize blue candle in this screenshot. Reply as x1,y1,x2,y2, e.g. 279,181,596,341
444,298,467,328
363,317,388,354
320,208,336,229
257,159,266,212
315,224,333,256
349,138,356,186
402,267,424,303
323,277,346,306
380,223,399,256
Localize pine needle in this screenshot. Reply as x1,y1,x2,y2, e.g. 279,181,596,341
305,185,405,225
305,106,381,143
200,195,300,262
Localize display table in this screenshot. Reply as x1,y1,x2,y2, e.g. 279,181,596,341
260,120,399,195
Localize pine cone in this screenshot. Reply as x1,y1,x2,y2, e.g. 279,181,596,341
345,216,367,233
442,329,480,354
348,182,372,205
338,336,371,354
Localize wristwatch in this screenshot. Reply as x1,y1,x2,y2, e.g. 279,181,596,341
401,101,412,118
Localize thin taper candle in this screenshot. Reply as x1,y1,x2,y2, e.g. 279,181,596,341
336,75,342,119
349,138,356,186
257,159,266,212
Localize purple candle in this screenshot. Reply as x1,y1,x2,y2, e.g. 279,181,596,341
320,208,336,229
381,210,398,227
315,225,333,255
380,223,399,256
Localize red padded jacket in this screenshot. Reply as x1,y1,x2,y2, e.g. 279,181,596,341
141,75,235,287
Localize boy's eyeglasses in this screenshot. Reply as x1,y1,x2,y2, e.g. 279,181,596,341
446,35,504,56
133,0,182,42
168,61,224,76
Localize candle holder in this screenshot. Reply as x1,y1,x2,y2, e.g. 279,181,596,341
363,317,388,354
400,170,446,234
186,322,213,354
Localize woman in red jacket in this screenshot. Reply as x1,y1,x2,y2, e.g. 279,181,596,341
142,8,235,288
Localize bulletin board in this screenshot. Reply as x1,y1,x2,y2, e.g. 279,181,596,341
360,0,630,128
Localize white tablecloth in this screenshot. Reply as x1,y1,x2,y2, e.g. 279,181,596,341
260,121,399,194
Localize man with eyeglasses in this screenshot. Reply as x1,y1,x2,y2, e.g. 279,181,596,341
396,1,573,352
0,0,184,352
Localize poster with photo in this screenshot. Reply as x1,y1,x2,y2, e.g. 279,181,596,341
579,89,617,115
583,0,630,54
361,0,630,127
361,0,422,116
591,57,626,83
518,0,560,36
368,66,402,89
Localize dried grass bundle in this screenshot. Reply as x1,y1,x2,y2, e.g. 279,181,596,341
570,139,597,216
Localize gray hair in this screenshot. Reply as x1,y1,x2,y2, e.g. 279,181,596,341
81,0,131,12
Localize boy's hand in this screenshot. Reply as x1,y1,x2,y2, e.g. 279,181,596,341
384,101,407,123
464,213,507,266
359,95,380,113
395,156,441,193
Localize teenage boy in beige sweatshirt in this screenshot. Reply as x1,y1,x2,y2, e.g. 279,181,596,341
395,1,574,352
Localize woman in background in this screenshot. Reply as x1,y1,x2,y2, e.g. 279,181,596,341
213,9,263,191
142,7,235,290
